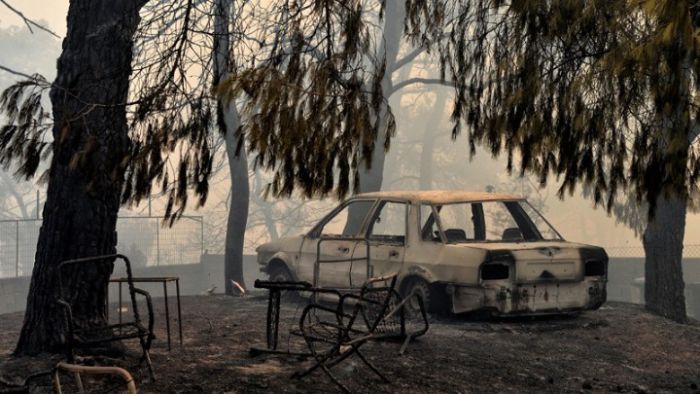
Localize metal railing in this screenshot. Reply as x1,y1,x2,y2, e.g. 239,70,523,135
603,244,700,258
0,216,204,278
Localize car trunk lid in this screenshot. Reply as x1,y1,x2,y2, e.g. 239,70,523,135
478,242,583,283
511,245,581,283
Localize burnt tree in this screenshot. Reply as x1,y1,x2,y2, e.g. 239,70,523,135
14,0,147,354
213,0,249,294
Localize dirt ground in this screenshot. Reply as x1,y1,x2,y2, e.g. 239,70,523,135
1,294,700,393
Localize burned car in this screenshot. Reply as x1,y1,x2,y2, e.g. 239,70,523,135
256,191,607,316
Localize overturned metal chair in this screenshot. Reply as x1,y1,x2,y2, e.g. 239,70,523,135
253,273,428,392
52,362,137,394
56,254,155,381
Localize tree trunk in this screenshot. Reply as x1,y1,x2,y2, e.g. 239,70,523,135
418,126,435,190
418,89,448,190
356,1,404,194
260,203,279,241
347,2,404,229
643,194,687,322
15,0,145,355
214,0,249,294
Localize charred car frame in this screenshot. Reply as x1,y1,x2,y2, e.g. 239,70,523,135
256,191,608,316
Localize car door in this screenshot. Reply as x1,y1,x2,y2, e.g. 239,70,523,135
298,199,376,288
353,200,408,285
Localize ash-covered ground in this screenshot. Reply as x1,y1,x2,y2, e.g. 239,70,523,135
1,294,699,393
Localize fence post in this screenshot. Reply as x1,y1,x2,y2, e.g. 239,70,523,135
156,218,160,266
15,221,19,277
200,217,204,257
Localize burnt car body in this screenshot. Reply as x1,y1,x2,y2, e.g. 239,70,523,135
256,191,608,316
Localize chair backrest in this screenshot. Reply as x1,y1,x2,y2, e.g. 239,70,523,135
57,254,141,325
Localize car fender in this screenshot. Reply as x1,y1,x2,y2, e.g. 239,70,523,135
398,264,438,290
265,252,298,279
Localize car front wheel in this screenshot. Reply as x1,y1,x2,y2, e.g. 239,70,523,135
267,263,303,303
268,263,293,282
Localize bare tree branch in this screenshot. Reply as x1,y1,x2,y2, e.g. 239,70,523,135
391,45,425,73
0,64,49,85
0,0,60,38
391,77,452,94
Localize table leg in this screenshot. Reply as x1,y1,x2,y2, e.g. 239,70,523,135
105,282,109,322
272,290,280,350
176,279,183,346
266,290,280,350
265,290,274,349
163,281,171,351
118,282,123,326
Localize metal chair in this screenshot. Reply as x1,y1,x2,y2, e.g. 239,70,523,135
56,254,155,381
292,273,429,393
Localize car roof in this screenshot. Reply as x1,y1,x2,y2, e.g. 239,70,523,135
353,190,524,204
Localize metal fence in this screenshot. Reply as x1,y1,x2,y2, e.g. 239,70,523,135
0,216,204,278
604,244,700,258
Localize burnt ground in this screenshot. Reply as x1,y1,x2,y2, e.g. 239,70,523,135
1,294,700,393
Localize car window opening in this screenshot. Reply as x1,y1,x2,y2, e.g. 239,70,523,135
420,201,563,243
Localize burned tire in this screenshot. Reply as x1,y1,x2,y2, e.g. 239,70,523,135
403,278,451,317
402,278,432,317
268,263,293,282
267,262,302,303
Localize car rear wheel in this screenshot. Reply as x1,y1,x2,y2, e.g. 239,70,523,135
402,278,432,317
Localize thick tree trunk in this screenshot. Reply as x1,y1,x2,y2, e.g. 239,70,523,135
643,194,687,322
223,118,249,293
347,2,404,229
214,0,249,294
356,1,404,194
15,0,145,355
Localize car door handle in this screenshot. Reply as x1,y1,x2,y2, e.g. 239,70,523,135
389,250,400,258
337,246,350,254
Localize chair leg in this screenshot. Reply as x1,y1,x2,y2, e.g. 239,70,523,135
320,364,350,394
324,347,356,369
291,350,333,380
140,345,156,381
74,372,85,393
399,334,414,355
355,348,390,384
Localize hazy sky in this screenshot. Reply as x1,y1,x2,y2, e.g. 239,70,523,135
0,0,68,36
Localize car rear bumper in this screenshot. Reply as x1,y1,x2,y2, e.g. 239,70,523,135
449,278,606,315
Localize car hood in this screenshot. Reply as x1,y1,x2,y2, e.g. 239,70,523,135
256,235,305,255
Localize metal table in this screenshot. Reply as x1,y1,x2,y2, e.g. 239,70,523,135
108,276,183,350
